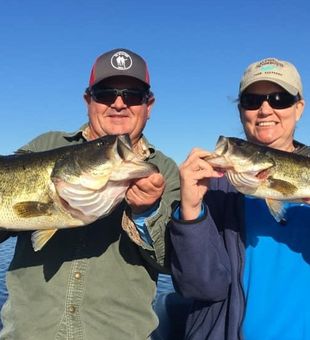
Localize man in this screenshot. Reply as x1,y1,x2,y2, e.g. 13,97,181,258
0,48,180,340
169,58,310,339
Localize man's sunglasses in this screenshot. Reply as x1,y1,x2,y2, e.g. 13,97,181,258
239,92,300,110
86,87,150,106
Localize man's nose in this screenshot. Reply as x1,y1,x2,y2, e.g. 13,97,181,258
111,94,127,108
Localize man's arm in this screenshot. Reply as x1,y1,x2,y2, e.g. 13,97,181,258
125,152,180,269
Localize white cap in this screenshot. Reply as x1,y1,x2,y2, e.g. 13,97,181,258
239,57,303,98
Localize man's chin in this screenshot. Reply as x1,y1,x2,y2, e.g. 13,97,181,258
106,129,131,137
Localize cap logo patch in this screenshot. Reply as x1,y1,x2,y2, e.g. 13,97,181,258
260,65,277,72
111,51,132,70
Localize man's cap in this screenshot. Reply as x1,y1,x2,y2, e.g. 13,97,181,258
88,48,150,89
239,57,303,98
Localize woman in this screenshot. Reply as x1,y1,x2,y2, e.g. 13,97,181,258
169,58,310,340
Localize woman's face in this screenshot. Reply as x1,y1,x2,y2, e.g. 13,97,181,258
239,81,304,151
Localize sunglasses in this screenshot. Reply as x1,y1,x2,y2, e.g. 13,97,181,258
87,87,150,106
239,92,300,110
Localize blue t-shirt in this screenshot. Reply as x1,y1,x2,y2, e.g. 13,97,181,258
243,196,310,339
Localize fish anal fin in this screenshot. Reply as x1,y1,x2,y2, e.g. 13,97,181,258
268,177,298,196
31,229,57,251
265,198,287,223
13,201,54,218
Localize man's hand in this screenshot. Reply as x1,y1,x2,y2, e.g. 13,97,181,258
126,173,165,214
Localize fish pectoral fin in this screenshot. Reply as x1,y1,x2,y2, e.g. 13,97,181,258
13,201,54,218
31,229,58,252
268,177,298,196
265,198,287,223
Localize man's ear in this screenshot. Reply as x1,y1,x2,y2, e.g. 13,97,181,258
84,92,91,105
146,95,155,119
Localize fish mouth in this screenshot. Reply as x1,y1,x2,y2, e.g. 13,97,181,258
204,136,236,170
116,135,158,175
117,134,132,153
214,136,229,155
255,168,271,179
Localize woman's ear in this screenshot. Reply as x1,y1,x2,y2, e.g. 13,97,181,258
295,99,305,122
238,104,245,124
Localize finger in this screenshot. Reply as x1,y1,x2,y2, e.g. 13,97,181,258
127,185,145,200
132,173,164,189
131,178,157,193
181,148,213,167
182,152,216,171
148,173,165,188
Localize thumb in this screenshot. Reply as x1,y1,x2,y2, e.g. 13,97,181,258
149,173,165,187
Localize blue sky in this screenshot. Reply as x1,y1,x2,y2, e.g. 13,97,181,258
0,0,309,164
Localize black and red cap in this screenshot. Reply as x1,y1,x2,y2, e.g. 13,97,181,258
88,48,150,89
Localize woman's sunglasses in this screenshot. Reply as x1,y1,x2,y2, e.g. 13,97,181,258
87,87,150,106
239,92,300,110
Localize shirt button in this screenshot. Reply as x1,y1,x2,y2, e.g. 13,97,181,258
68,305,76,313
74,272,81,279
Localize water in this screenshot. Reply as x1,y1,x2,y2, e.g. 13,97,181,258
0,237,17,328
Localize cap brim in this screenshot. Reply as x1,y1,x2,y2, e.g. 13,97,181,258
92,75,150,89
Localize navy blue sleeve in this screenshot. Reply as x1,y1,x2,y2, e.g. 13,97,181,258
169,203,232,302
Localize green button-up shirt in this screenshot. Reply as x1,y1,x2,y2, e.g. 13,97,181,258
0,127,180,340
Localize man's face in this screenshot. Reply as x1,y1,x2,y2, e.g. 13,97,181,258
239,81,304,151
84,77,154,145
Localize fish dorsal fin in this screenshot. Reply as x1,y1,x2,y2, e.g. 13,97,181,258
31,229,58,252
13,201,54,218
265,198,287,223
268,177,298,196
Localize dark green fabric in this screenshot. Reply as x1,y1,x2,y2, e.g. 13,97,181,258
0,128,180,340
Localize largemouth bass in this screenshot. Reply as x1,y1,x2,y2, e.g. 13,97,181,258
0,134,157,251
205,136,310,222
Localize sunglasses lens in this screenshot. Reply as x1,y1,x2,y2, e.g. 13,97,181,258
240,92,298,110
122,90,146,106
240,94,263,110
91,89,117,104
90,88,147,106
269,93,296,109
